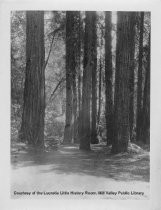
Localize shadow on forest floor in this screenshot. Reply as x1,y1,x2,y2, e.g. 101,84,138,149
11,142,150,182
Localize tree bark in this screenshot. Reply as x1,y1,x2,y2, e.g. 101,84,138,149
20,11,45,148
79,11,93,150
129,13,136,142
142,34,150,144
73,12,83,143
64,11,80,143
64,12,74,143
72,63,77,142
136,12,144,142
112,12,136,154
76,12,82,143
91,11,98,144
105,11,113,145
97,57,102,126
64,11,76,143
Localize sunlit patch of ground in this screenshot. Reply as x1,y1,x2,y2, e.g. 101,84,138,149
11,142,150,199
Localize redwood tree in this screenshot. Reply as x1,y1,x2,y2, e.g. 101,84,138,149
129,13,136,142
79,11,93,150
105,11,113,145
20,11,45,148
136,12,144,142
76,12,82,143
91,11,98,144
64,11,77,143
142,34,150,144
112,12,136,153
64,11,81,143
97,56,102,126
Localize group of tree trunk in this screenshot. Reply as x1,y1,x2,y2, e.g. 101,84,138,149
19,11,150,153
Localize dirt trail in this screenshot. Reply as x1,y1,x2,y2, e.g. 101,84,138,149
11,143,150,199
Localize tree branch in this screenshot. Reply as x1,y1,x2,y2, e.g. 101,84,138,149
46,77,66,107
44,35,55,71
43,23,65,71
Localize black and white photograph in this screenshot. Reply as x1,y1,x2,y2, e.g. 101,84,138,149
10,10,150,199
0,0,161,209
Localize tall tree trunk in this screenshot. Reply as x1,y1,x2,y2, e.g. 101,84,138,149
142,34,150,144
97,56,102,126
64,11,75,143
73,12,83,143
112,12,136,154
91,11,98,144
76,12,82,143
129,13,136,142
64,11,80,143
105,11,113,145
72,63,77,142
79,11,93,150
136,12,144,142
19,11,45,148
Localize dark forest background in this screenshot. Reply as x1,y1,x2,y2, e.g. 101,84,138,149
11,11,150,153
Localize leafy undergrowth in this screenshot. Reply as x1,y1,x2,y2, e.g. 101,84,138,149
11,104,22,142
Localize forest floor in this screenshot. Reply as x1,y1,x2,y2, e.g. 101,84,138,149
11,142,150,199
